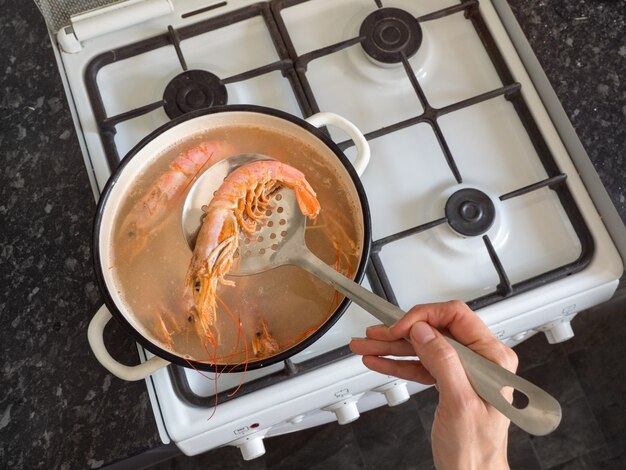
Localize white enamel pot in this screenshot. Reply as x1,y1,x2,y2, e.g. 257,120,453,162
88,105,372,381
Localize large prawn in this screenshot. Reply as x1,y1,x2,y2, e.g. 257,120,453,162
118,140,234,253
185,160,321,340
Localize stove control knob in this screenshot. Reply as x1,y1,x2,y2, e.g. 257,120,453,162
543,321,575,344
236,436,266,461
374,381,410,406
323,394,363,424
331,401,360,425
231,430,269,460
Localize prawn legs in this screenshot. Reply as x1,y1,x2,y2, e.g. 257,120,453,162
185,160,320,340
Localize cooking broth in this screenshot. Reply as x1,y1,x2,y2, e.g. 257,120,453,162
110,124,363,365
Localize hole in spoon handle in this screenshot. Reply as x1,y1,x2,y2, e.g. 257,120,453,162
446,337,561,436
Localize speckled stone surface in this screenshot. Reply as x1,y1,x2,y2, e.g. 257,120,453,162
507,0,626,221
0,1,161,469
0,1,624,469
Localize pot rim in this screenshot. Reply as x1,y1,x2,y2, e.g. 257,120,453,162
93,105,372,372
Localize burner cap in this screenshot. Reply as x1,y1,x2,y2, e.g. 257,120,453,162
163,70,227,119
359,7,422,64
445,188,496,237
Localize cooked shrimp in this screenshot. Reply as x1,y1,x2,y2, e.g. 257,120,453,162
250,317,280,359
119,140,234,253
152,310,181,351
185,160,321,339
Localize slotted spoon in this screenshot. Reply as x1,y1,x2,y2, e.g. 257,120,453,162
183,154,562,436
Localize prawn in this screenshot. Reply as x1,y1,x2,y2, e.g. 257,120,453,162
250,317,280,359
152,309,182,351
185,160,321,340
119,140,234,253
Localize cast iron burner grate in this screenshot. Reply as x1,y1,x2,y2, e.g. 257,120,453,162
360,7,423,64
85,5,310,167
271,0,593,310
163,70,228,119
84,0,594,407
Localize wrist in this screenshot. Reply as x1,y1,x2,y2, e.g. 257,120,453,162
434,447,509,470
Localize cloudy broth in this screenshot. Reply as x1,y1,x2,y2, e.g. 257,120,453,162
110,124,362,365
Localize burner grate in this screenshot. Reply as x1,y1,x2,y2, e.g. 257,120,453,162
168,346,355,407
272,0,593,308
85,2,311,169
84,0,594,406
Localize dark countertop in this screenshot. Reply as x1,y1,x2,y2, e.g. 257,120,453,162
0,1,624,469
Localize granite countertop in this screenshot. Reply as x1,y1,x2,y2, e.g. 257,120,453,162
0,1,624,469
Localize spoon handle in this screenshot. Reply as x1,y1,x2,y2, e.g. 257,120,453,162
296,251,561,436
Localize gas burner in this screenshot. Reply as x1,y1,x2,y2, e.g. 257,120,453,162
445,188,496,237
359,7,422,65
163,70,228,119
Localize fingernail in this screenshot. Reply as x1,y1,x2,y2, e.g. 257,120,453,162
365,325,384,334
411,322,436,345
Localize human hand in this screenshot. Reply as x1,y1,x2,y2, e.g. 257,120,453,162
349,300,518,470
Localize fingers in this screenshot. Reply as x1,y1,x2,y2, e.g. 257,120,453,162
352,302,519,410
364,324,395,341
361,355,435,385
349,337,416,358
407,321,475,407
349,328,435,384
390,301,491,345
390,301,518,372
481,338,519,373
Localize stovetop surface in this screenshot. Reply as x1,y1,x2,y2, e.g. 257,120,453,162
72,0,602,406
66,0,604,410
83,0,593,313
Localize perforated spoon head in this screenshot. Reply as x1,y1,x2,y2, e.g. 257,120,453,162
182,153,270,249
229,187,307,276
182,153,308,276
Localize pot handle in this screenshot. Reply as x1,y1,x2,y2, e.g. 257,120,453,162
87,304,170,381
305,112,370,176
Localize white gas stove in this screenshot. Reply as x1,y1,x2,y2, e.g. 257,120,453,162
39,0,625,460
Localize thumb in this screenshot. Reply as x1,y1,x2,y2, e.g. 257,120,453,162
409,322,474,406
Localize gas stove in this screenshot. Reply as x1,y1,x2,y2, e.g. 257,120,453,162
39,0,625,460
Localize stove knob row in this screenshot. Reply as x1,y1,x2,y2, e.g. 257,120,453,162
322,393,364,424
374,380,410,406
535,315,577,344
231,430,268,461
542,321,575,344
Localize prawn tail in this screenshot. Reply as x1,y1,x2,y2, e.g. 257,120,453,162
294,180,321,219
